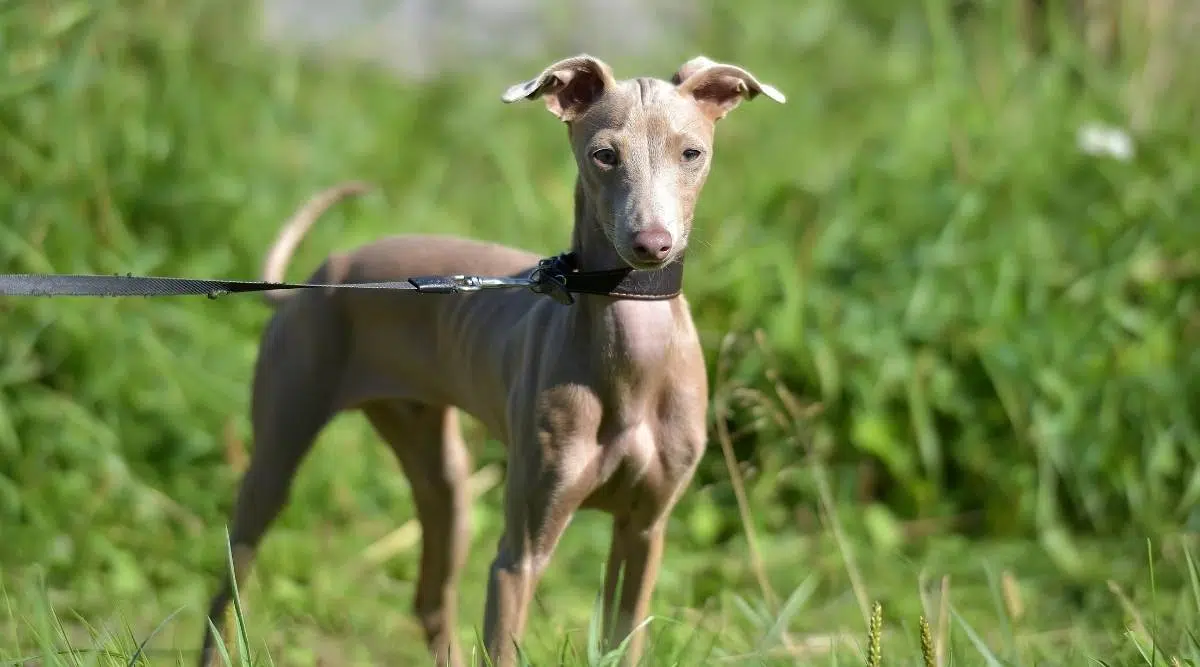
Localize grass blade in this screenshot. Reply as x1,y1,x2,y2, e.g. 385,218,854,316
126,606,185,667
950,607,1007,667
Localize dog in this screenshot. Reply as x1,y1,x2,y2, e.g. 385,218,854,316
199,54,784,667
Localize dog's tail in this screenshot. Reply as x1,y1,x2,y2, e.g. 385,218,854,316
260,181,373,307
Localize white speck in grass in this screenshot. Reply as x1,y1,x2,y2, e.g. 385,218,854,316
1076,122,1134,161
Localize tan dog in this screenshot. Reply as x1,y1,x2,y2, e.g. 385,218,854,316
199,54,784,667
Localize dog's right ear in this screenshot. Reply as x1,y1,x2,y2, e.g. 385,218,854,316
671,56,786,122
501,55,616,122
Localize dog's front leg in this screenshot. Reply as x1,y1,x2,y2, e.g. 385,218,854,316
603,420,707,665
602,519,666,665
481,453,585,666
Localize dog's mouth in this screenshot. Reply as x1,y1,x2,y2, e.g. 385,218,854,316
614,248,681,272
625,258,674,271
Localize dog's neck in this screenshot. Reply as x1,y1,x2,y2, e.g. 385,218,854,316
569,178,626,273
567,178,683,398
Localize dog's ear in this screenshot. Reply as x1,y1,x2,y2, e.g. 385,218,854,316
669,56,718,85
501,54,616,122
672,56,786,122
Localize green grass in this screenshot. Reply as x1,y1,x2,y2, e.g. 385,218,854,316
2,0,1200,664
7,531,1200,665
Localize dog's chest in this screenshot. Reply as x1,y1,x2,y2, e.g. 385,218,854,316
582,396,705,516
586,373,708,514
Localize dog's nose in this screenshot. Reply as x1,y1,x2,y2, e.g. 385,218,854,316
631,228,673,263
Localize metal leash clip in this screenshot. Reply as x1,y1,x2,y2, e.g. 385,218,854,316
448,275,485,292
410,274,533,294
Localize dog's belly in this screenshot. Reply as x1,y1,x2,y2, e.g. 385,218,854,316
337,297,520,437
333,234,548,421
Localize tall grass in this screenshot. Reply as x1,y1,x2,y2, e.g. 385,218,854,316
9,538,1200,664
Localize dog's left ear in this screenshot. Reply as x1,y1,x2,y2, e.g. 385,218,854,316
501,54,616,122
672,56,786,121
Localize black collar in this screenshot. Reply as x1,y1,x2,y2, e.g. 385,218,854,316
529,252,685,305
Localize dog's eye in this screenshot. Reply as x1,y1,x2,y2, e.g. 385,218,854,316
681,148,703,162
591,148,618,167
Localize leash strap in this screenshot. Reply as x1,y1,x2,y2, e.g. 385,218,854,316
0,273,432,299
0,252,684,303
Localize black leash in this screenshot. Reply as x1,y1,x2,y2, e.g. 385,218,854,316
0,252,684,305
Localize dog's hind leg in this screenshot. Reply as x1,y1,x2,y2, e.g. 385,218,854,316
365,400,472,667
199,311,345,666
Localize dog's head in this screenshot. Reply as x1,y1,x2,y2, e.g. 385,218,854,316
502,55,785,270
